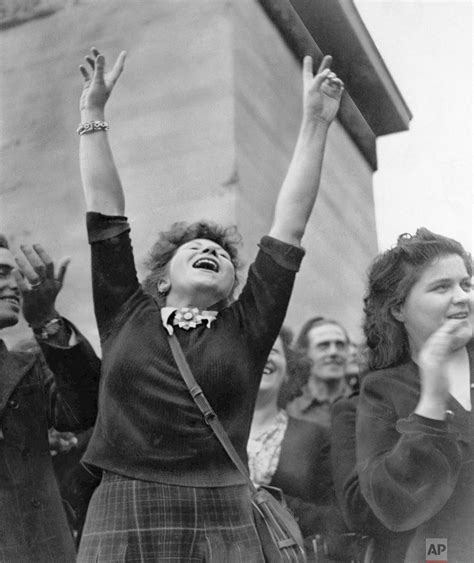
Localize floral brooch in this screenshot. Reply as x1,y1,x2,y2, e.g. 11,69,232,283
173,307,217,330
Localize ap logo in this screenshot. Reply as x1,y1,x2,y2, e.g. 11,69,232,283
426,538,447,562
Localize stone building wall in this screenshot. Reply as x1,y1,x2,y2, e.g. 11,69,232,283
1,0,384,348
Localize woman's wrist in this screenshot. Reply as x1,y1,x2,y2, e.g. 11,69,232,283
301,112,331,132
80,108,106,121
415,391,449,420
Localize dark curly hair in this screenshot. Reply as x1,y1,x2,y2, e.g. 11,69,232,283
364,228,472,371
142,220,242,306
276,326,312,408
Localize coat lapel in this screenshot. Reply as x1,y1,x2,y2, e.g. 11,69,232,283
0,340,37,417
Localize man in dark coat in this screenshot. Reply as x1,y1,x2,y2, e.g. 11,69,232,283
0,235,100,562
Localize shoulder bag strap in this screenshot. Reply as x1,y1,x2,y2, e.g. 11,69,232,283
167,332,258,494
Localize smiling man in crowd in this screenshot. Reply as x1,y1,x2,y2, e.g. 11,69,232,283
286,316,351,427
0,234,100,562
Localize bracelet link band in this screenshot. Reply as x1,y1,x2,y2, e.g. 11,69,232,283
31,317,63,340
76,120,109,136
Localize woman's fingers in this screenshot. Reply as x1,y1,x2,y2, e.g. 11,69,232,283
302,55,314,87
83,47,103,76
322,76,344,95
85,55,95,70
80,48,126,87
79,65,90,81
94,54,106,82
316,54,332,74
303,55,333,88
109,51,127,85
304,54,343,92
313,67,332,90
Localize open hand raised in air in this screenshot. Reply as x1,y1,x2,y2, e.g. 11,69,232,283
79,47,127,113
302,55,344,124
14,244,70,328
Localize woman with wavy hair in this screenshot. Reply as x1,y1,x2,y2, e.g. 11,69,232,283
75,47,342,561
356,228,473,562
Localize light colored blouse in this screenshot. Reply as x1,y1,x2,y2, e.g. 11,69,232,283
248,410,289,486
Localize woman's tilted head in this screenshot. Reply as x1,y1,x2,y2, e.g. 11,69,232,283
143,221,242,308
364,228,472,370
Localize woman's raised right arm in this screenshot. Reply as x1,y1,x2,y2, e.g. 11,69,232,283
78,48,127,215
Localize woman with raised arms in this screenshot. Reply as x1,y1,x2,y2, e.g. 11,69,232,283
76,47,342,561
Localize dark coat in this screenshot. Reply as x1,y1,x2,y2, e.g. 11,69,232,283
356,339,474,563
271,417,332,503
331,394,413,563
270,416,338,538
0,325,101,562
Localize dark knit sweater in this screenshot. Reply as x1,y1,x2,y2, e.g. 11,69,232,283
83,213,304,487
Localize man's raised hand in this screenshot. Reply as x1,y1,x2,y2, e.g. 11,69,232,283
14,244,70,328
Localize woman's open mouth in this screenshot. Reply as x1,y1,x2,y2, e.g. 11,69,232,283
193,257,219,273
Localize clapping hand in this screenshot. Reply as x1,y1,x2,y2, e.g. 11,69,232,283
302,55,344,124
79,47,127,114
418,317,470,400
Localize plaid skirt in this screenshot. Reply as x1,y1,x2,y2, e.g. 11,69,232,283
77,471,265,562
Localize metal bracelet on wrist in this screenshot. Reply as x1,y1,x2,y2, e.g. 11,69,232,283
32,317,63,340
76,120,109,136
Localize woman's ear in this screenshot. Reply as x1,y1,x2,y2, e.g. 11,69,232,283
157,278,171,295
390,303,405,322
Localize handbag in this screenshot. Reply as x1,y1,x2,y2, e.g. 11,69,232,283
311,532,375,563
167,332,307,563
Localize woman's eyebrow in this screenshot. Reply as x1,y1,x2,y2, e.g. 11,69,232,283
426,277,452,286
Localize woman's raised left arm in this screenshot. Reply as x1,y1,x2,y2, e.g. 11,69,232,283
269,55,343,246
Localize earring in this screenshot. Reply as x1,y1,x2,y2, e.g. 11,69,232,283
157,280,170,296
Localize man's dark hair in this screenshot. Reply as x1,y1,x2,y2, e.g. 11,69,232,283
295,316,350,353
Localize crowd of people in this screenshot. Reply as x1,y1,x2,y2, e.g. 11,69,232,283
0,46,472,563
